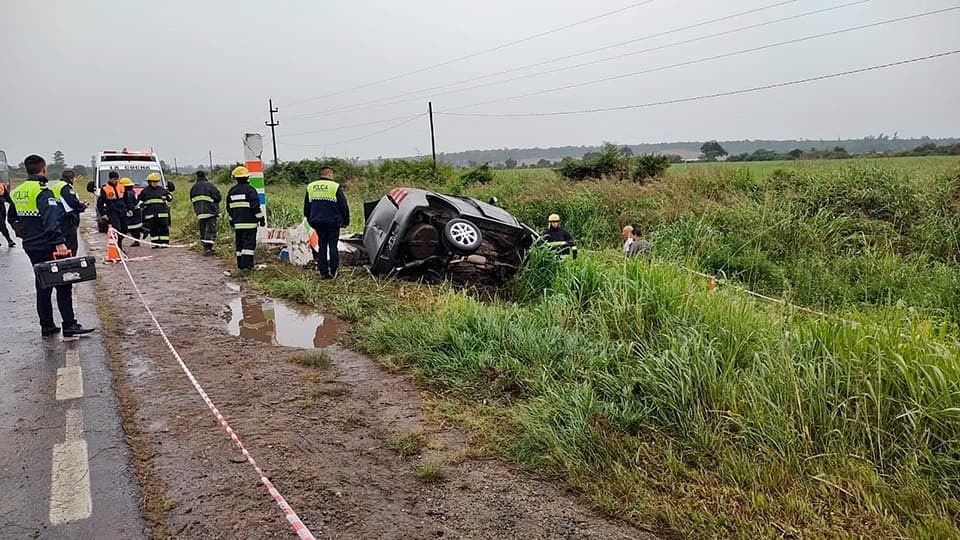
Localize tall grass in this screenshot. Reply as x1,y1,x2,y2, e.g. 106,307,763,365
356,252,960,537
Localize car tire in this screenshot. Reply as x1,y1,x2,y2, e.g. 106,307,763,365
443,218,482,254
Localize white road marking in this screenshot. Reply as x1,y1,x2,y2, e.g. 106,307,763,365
55,366,83,401
49,439,92,525
64,408,84,442
65,350,80,368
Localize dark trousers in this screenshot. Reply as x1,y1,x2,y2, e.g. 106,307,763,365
26,250,76,329
107,212,128,250
0,205,12,244
127,222,143,240
234,228,257,269
145,216,170,245
62,223,79,255
312,224,340,276
199,217,217,251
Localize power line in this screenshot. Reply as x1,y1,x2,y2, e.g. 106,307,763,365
284,0,658,107
286,0,812,121
278,114,426,147
434,49,960,118
283,113,425,137
438,6,960,113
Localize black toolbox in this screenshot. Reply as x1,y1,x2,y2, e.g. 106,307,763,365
33,256,97,289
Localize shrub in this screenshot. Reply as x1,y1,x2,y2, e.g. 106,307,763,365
633,153,671,182
460,163,494,185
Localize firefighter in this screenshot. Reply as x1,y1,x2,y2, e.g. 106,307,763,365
0,181,15,247
121,178,143,247
189,170,222,256
8,154,94,337
544,213,573,243
97,171,130,251
49,170,87,255
304,166,349,279
138,172,173,248
226,166,264,270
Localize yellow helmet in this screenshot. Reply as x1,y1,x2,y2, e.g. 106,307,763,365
146,172,161,182
548,213,561,222
120,177,134,186
232,166,250,178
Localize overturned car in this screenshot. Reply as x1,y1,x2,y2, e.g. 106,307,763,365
363,188,536,284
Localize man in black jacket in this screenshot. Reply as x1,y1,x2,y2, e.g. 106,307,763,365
303,167,349,279
8,155,95,337
226,166,264,270
189,170,222,255
138,173,173,248
0,182,15,247
50,169,87,255
97,171,130,251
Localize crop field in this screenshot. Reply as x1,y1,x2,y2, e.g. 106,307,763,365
169,156,960,538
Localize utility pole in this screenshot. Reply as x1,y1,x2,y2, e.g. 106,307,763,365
208,150,213,172
266,98,279,166
428,101,437,172
174,157,179,174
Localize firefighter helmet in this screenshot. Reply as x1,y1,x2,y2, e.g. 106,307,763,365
232,166,250,178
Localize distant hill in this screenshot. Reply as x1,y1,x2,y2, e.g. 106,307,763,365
417,136,960,167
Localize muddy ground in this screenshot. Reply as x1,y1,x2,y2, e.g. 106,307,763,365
87,224,654,539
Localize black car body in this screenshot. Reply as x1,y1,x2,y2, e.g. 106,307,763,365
363,187,535,284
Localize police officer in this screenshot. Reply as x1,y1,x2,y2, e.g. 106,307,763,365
138,172,173,248
8,155,94,337
189,170,222,256
304,166,349,279
226,166,264,271
121,178,143,247
0,181,15,247
50,169,87,255
97,171,130,251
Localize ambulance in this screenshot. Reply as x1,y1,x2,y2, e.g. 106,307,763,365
86,149,175,232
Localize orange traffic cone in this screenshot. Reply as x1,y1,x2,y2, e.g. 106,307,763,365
106,226,122,263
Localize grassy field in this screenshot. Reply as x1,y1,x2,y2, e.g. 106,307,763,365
167,156,960,538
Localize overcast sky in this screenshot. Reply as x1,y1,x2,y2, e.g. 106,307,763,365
2,0,958,167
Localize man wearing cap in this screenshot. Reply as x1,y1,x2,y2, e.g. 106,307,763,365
226,166,264,270
49,169,87,255
189,170,222,256
97,171,130,251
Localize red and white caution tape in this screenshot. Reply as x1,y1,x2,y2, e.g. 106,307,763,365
113,229,193,249
116,255,316,539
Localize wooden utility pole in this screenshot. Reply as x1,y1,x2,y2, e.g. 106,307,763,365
208,150,213,172
266,98,280,166
428,101,437,172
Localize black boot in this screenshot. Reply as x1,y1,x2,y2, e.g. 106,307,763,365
41,325,61,337
63,323,95,337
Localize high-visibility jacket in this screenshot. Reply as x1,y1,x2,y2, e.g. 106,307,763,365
226,179,263,230
303,179,349,227
189,178,222,219
97,183,128,216
50,179,85,227
9,176,66,252
137,185,173,221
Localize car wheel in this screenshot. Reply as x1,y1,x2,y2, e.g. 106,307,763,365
443,218,482,254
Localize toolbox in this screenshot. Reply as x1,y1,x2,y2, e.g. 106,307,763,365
33,256,97,290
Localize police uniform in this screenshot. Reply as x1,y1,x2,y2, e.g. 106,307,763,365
303,177,349,277
50,176,85,255
138,183,173,247
226,170,263,270
10,176,79,333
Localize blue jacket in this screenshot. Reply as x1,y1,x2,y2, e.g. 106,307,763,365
303,179,349,227
7,175,67,252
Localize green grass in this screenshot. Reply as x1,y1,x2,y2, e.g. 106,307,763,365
414,459,447,483
289,349,332,369
388,431,426,458
165,156,960,538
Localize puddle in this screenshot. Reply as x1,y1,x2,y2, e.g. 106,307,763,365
225,294,346,349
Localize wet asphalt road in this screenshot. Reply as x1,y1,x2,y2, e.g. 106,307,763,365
0,236,146,538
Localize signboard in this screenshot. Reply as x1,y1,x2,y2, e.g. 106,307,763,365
243,133,285,244
0,150,9,183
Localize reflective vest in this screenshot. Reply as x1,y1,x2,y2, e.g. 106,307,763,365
307,180,339,201
50,180,69,200
10,180,46,217
101,183,125,200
